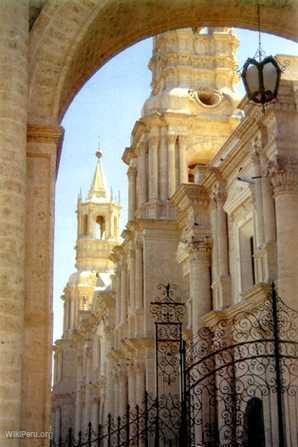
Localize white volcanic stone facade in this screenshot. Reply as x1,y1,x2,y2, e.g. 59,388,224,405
52,27,298,445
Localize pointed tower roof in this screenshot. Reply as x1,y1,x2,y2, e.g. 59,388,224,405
88,150,109,202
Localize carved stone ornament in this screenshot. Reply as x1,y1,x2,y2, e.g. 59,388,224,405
189,88,223,108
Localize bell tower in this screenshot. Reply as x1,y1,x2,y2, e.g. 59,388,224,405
76,149,121,272
124,27,241,220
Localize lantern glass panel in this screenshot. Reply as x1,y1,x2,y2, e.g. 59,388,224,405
263,61,278,94
245,63,260,98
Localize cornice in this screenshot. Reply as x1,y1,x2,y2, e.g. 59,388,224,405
172,183,209,212
27,124,65,176
135,218,178,232
122,146,136,165
27,124,64,144
202,282,271,328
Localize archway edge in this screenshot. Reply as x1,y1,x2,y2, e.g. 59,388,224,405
29,0,298,126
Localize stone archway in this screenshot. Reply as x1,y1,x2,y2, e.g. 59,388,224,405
0,1,297,446
29,0,298,125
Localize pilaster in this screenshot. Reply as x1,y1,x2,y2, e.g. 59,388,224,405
127,165,137,221
271,159,298,306
168,135,176,197
159,127,168,201
148,134,159,201
137,142,147,207
0,2,29,443
188,241,212,334
213,182,231,309
23,124,64,441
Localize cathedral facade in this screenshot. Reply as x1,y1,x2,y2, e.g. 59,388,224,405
52,28,298,445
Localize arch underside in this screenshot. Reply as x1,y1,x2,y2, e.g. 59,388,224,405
29,0,298,127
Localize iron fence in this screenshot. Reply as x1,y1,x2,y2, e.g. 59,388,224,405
50,392,181,447
184,284,298,446
53,284,298,447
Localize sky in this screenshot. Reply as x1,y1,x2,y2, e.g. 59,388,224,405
53,28,297,342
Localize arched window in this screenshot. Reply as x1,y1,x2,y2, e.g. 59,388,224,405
243,397,265,447
96,215,105,240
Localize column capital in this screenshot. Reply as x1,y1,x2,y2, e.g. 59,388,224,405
134,359,145,373
271,168,298,196
168,134,177,145
135,239,143,250
178,134,187,145
27,124,64,145
127,166,137,177
148,134,159,146
187,240,211,262
137,141,146,152
270,157,298,196
212,185,227,206
27,124,65,169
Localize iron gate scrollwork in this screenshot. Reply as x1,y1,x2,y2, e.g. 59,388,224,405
53,284,298,447
185,284,298,447
150,283,186,446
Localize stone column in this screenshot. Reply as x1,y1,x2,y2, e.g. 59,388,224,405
168,135,176,197
118,369,128,416
127,165,137,221
115,266,121,326
148,135,159,201
74,292,79,329
63,297,67,332
24,124,64,442
216,190,231,308
135,241,143,310
113,375,119,419
0,2,29,443
271,165,298,307
210,198,219,306
178,136,188,184
135,361,145,406
75,356,83,433
91,398,99,428
251,149,264,248
262,175,276,245
129,248,136,312
159,127,168,201
128,368,136,409
105,365,115,419
189,242,211,334
261,168,277,282
145,347,156,396
120,261,127,325
137,142,147,206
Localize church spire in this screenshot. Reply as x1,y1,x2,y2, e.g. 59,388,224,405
88,149,108,201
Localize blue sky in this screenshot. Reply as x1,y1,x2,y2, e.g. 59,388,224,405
53,29,297,341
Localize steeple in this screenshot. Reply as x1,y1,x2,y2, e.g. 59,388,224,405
75,150,121,272
88,150,108,201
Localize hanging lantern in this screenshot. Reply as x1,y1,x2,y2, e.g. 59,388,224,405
241,55,282,105
241,3,284,106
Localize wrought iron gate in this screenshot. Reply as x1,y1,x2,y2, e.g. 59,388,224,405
184,285,298,447
150,283,186,446
52,284,298,447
